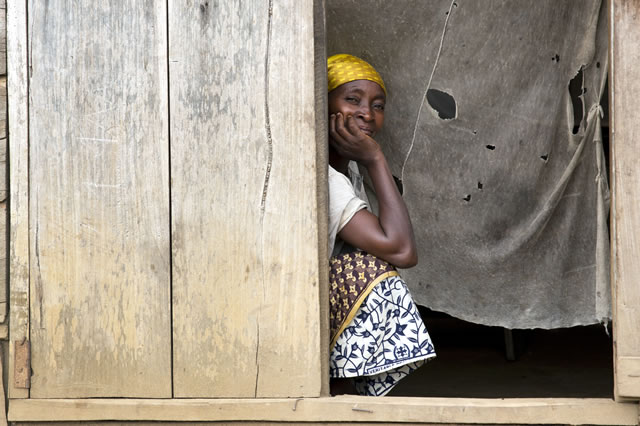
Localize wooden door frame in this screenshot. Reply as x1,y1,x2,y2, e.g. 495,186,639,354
7,0,29,401
6,0,640,424
609,0,640,403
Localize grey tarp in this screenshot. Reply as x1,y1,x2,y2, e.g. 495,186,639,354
326,0,610,329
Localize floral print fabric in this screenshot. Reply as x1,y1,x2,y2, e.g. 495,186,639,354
330,275,436,396
329,250,398,348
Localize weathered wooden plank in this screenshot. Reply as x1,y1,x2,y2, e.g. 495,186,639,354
0,350,7,426
313,0,330,398
611,0,640,401
13,339,29,389
0,81,6,323
256,0,325,397
617,357,640,398
170,0,323,397
9,424,482,426
6,0,29,400
0,77,7,140
10,424,473,426
27,1,171,397
10,423,474,426
0,0,6,76
7,397,639,425
0,76,7,323
0,78,6,143
0,202,6,320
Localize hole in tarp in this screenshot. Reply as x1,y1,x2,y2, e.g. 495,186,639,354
569,67,584,135
552,54,560,62
463,194,471,202
393,175,404,195
486,144,495,150
427,89,456,120
477,182,483,190
596,62,601,68
540,154,549,162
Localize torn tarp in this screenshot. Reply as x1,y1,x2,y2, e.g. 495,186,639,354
326,0,610,329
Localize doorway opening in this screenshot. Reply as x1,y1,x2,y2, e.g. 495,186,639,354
326,1,613,400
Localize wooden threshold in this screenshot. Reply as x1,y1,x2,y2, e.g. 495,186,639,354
7,397,639,424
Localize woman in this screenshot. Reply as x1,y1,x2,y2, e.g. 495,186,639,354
327,54,436,397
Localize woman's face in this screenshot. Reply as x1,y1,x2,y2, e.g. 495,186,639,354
328,80,386,137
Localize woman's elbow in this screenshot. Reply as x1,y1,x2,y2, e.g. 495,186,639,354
390,246,418,269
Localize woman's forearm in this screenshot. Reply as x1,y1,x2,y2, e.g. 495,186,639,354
362,153,418,266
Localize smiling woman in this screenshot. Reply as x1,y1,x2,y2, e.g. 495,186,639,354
326,54,436,397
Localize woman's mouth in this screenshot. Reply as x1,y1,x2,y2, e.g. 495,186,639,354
359,127,373,136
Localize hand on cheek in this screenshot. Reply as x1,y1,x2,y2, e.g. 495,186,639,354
330,112,382,167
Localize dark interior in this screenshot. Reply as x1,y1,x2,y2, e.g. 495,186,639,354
388,306,613,398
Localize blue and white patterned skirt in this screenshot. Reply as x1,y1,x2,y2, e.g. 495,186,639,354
329,275,436,396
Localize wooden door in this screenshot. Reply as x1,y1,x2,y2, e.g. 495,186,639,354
169,0,327,398
610,0,640,401
9,0,326,401
26,1,172,398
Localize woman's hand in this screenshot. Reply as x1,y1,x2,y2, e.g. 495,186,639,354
329,113,382,167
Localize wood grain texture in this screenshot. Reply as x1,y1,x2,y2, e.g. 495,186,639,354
0,201,6,322
617,357,640,399
13,339,29,389
313,0,330,397
611,0,640,400
9,424,498,426
6,397,639,425
0,77,7,322
27,1,171,397
7,0,29,400
10,424,492,426
12,423,535,426
0,350,7,426
0,77,7,141
170,0,323,397
11,421,484,426
0,1,6,76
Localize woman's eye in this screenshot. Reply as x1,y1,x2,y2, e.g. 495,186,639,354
346,97,359,104
373,103,385,111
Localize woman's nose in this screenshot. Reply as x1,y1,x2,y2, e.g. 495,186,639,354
357,106,373,121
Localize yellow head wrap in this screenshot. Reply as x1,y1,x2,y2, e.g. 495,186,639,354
327,53,387,96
